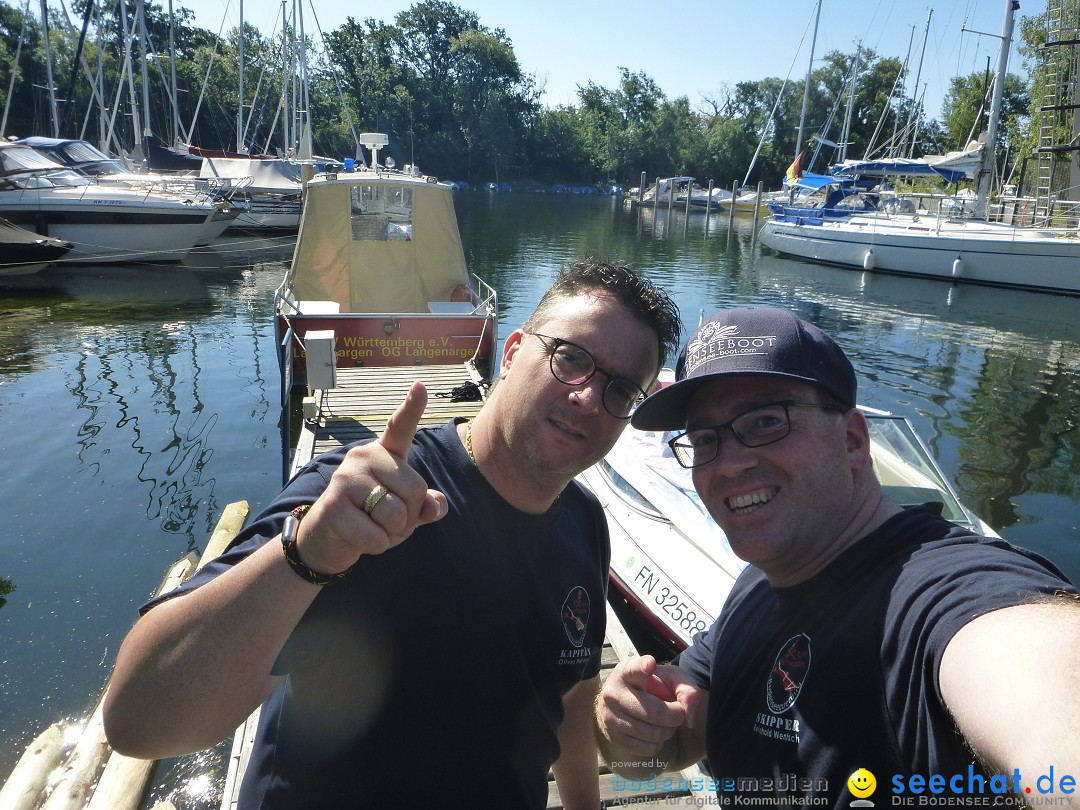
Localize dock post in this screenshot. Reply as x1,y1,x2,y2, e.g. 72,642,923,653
728,180,737,236
639,171,646,204
704,180,714,236
753,181,764,245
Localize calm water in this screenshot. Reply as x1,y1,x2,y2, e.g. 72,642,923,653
1,194,1078,805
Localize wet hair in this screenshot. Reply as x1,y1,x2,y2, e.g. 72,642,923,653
522,258,681,374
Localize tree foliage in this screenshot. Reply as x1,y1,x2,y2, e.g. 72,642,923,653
0,0,1060,190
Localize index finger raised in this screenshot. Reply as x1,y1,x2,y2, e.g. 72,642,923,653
379,380,427,459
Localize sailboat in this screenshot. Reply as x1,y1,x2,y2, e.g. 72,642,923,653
142,0,344,232
758,0,1080,297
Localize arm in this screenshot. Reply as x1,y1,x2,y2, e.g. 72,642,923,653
939,596,1080,789
103,382,448,759
551,675,602,810
593,656,708,779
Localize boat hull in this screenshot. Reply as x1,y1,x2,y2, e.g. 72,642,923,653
2,196,217,263
0,219,72,276
759,215,1080,295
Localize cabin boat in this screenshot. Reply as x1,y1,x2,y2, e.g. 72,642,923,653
0,142,232,263
274,134,498,390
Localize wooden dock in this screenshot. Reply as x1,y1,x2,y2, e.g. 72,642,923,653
291,363,491,472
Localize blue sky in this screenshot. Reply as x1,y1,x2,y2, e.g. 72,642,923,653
179,0,1039,122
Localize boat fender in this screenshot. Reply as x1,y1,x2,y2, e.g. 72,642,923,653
952,256,964,278
863,250,876,271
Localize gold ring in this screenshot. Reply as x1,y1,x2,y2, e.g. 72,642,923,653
363,484,389,514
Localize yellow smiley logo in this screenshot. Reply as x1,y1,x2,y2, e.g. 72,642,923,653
848,768,877,798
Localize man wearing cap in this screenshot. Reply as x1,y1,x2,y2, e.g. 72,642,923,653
594,307,1080,804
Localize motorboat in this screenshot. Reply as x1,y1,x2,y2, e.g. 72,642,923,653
0,215,72,276
274,133,498,389
0,142,232,263
578,391,997,654
15,136,241,245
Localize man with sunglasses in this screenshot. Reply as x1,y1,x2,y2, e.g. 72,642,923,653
594,307,1079,804
104,259,680,809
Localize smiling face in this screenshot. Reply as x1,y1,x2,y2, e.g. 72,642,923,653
848,769,877,798
687,374,872,586
491,293,660,490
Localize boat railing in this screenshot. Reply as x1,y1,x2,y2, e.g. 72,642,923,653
471,273,498,317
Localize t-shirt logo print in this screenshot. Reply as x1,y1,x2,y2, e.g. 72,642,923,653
561,586,591,648
766,633,811,713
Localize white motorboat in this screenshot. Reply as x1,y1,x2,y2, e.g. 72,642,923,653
15,136,241,245
0,143,231,264
578,394,996,654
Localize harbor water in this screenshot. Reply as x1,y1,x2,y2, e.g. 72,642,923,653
1,193,1078,806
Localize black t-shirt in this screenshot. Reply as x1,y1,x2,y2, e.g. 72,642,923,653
146,420,610,809
677,504,1076,807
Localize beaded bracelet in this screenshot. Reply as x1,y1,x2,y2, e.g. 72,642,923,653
281,504,352,586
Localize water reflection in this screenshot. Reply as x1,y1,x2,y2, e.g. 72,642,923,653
0,243,291,791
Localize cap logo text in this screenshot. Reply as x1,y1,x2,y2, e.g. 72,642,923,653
686,324,778,376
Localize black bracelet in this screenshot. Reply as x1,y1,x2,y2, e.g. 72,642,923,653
281,504,352,586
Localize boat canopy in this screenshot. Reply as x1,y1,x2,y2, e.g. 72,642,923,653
829,158,972,185
199,157,302,193
289,177,472,315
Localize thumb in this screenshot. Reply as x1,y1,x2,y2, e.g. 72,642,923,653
666,671,705,729
380,381,427,459
417,489,449,525
621,654,659,687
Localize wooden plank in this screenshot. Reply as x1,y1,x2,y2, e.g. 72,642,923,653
294,362,487,471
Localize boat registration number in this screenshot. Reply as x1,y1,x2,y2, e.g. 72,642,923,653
630,562,710,637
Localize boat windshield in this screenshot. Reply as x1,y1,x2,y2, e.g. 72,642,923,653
597,458,666,520
865,415,973,526
0,145,65,175
7,170,91,189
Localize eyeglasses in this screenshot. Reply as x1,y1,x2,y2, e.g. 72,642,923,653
530,333,648,419
668,400,844,468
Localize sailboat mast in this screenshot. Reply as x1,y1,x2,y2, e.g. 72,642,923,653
118,0,144,160
974,0,1018,218
137,0,152,140
795,0,822,159
39,0,60,137
903,10,932,158
169,0,180,145
237,0,245,152
839,43,861,163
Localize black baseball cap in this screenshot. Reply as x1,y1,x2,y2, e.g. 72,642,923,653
631,307,858,431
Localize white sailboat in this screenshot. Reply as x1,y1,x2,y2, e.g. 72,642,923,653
758,0,1080,297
